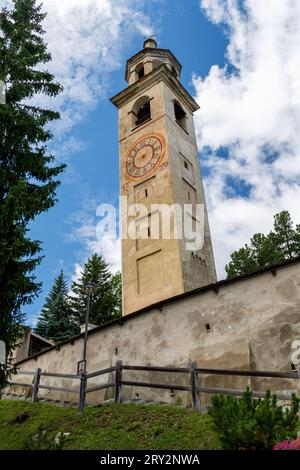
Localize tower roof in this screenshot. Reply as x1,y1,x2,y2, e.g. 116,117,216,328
125,39,182,82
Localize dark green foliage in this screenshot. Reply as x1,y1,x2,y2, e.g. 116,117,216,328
226,210,300,278
106,271,122,319
0,0,64,386
70,254,122,327
35,271,78,342
273,211,300,258
209,388,300,450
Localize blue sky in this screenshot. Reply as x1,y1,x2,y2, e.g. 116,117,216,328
8,0,299,326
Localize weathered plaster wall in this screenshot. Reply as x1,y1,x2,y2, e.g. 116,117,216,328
10,260,300,404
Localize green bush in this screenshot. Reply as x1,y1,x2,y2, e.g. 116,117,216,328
208,388,300,450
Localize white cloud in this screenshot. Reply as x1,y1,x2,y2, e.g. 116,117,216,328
67,199,121,281
41,0,154,137
1,0,154,137
195,0,300,277
70,231,121,285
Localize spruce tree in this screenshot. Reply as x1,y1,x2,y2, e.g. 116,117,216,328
35,271,78,342
226,210,300,279
0,0,64,385
71,254,122,327
272,210,298,259
107,272,122,318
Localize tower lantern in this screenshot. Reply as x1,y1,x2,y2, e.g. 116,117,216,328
143,37,157,49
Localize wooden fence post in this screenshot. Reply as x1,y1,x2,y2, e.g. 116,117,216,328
115,360,123,403
297,365,300,380
189,362,200,412
32,368,41,402
78,372,87,413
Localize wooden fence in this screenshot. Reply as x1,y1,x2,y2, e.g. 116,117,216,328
7,361,300,413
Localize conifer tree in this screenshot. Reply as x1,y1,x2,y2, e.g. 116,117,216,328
107,272,122,318
71,254,122,326
272,210,298,259
226,210,300,279
0,1,64,386
35,271,78,342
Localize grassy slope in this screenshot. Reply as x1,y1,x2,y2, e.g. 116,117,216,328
0,400,221,450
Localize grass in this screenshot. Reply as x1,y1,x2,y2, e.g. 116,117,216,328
0,400,221,450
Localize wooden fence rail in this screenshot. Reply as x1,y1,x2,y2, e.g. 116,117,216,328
86,366,116,379
7,361,300,413
41,372,80,379
9,381,33,389
195,368,299,379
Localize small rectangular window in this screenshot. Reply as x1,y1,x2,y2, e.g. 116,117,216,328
145,189,148,197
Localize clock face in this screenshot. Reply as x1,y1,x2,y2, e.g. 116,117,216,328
126,135,163,178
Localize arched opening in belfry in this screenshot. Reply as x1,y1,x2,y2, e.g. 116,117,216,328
132,95,151,127
171,66,178,78
135,63,145,81
174,100,187,131
153,59,164,71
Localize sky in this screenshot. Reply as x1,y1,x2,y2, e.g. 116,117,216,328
2,0,300,326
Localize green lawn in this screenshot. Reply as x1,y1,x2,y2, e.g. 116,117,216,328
0,400,221,450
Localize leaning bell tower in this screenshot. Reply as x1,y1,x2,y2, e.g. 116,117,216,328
111,39,216,316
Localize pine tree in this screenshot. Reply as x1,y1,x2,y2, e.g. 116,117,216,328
294,224,300,251
71,254,122,327
35,271,78,342
224,245,257,279
272,210,298,258
0,1,64,386
226,210,300,279
106,272,122,318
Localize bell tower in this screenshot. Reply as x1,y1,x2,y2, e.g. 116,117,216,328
111,39,216,315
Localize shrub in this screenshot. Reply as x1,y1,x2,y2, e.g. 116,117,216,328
208,388,300,450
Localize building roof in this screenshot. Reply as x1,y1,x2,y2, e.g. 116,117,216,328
30,331,53,345
15,255,300,366
111,63,199,112
125,46,182,82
